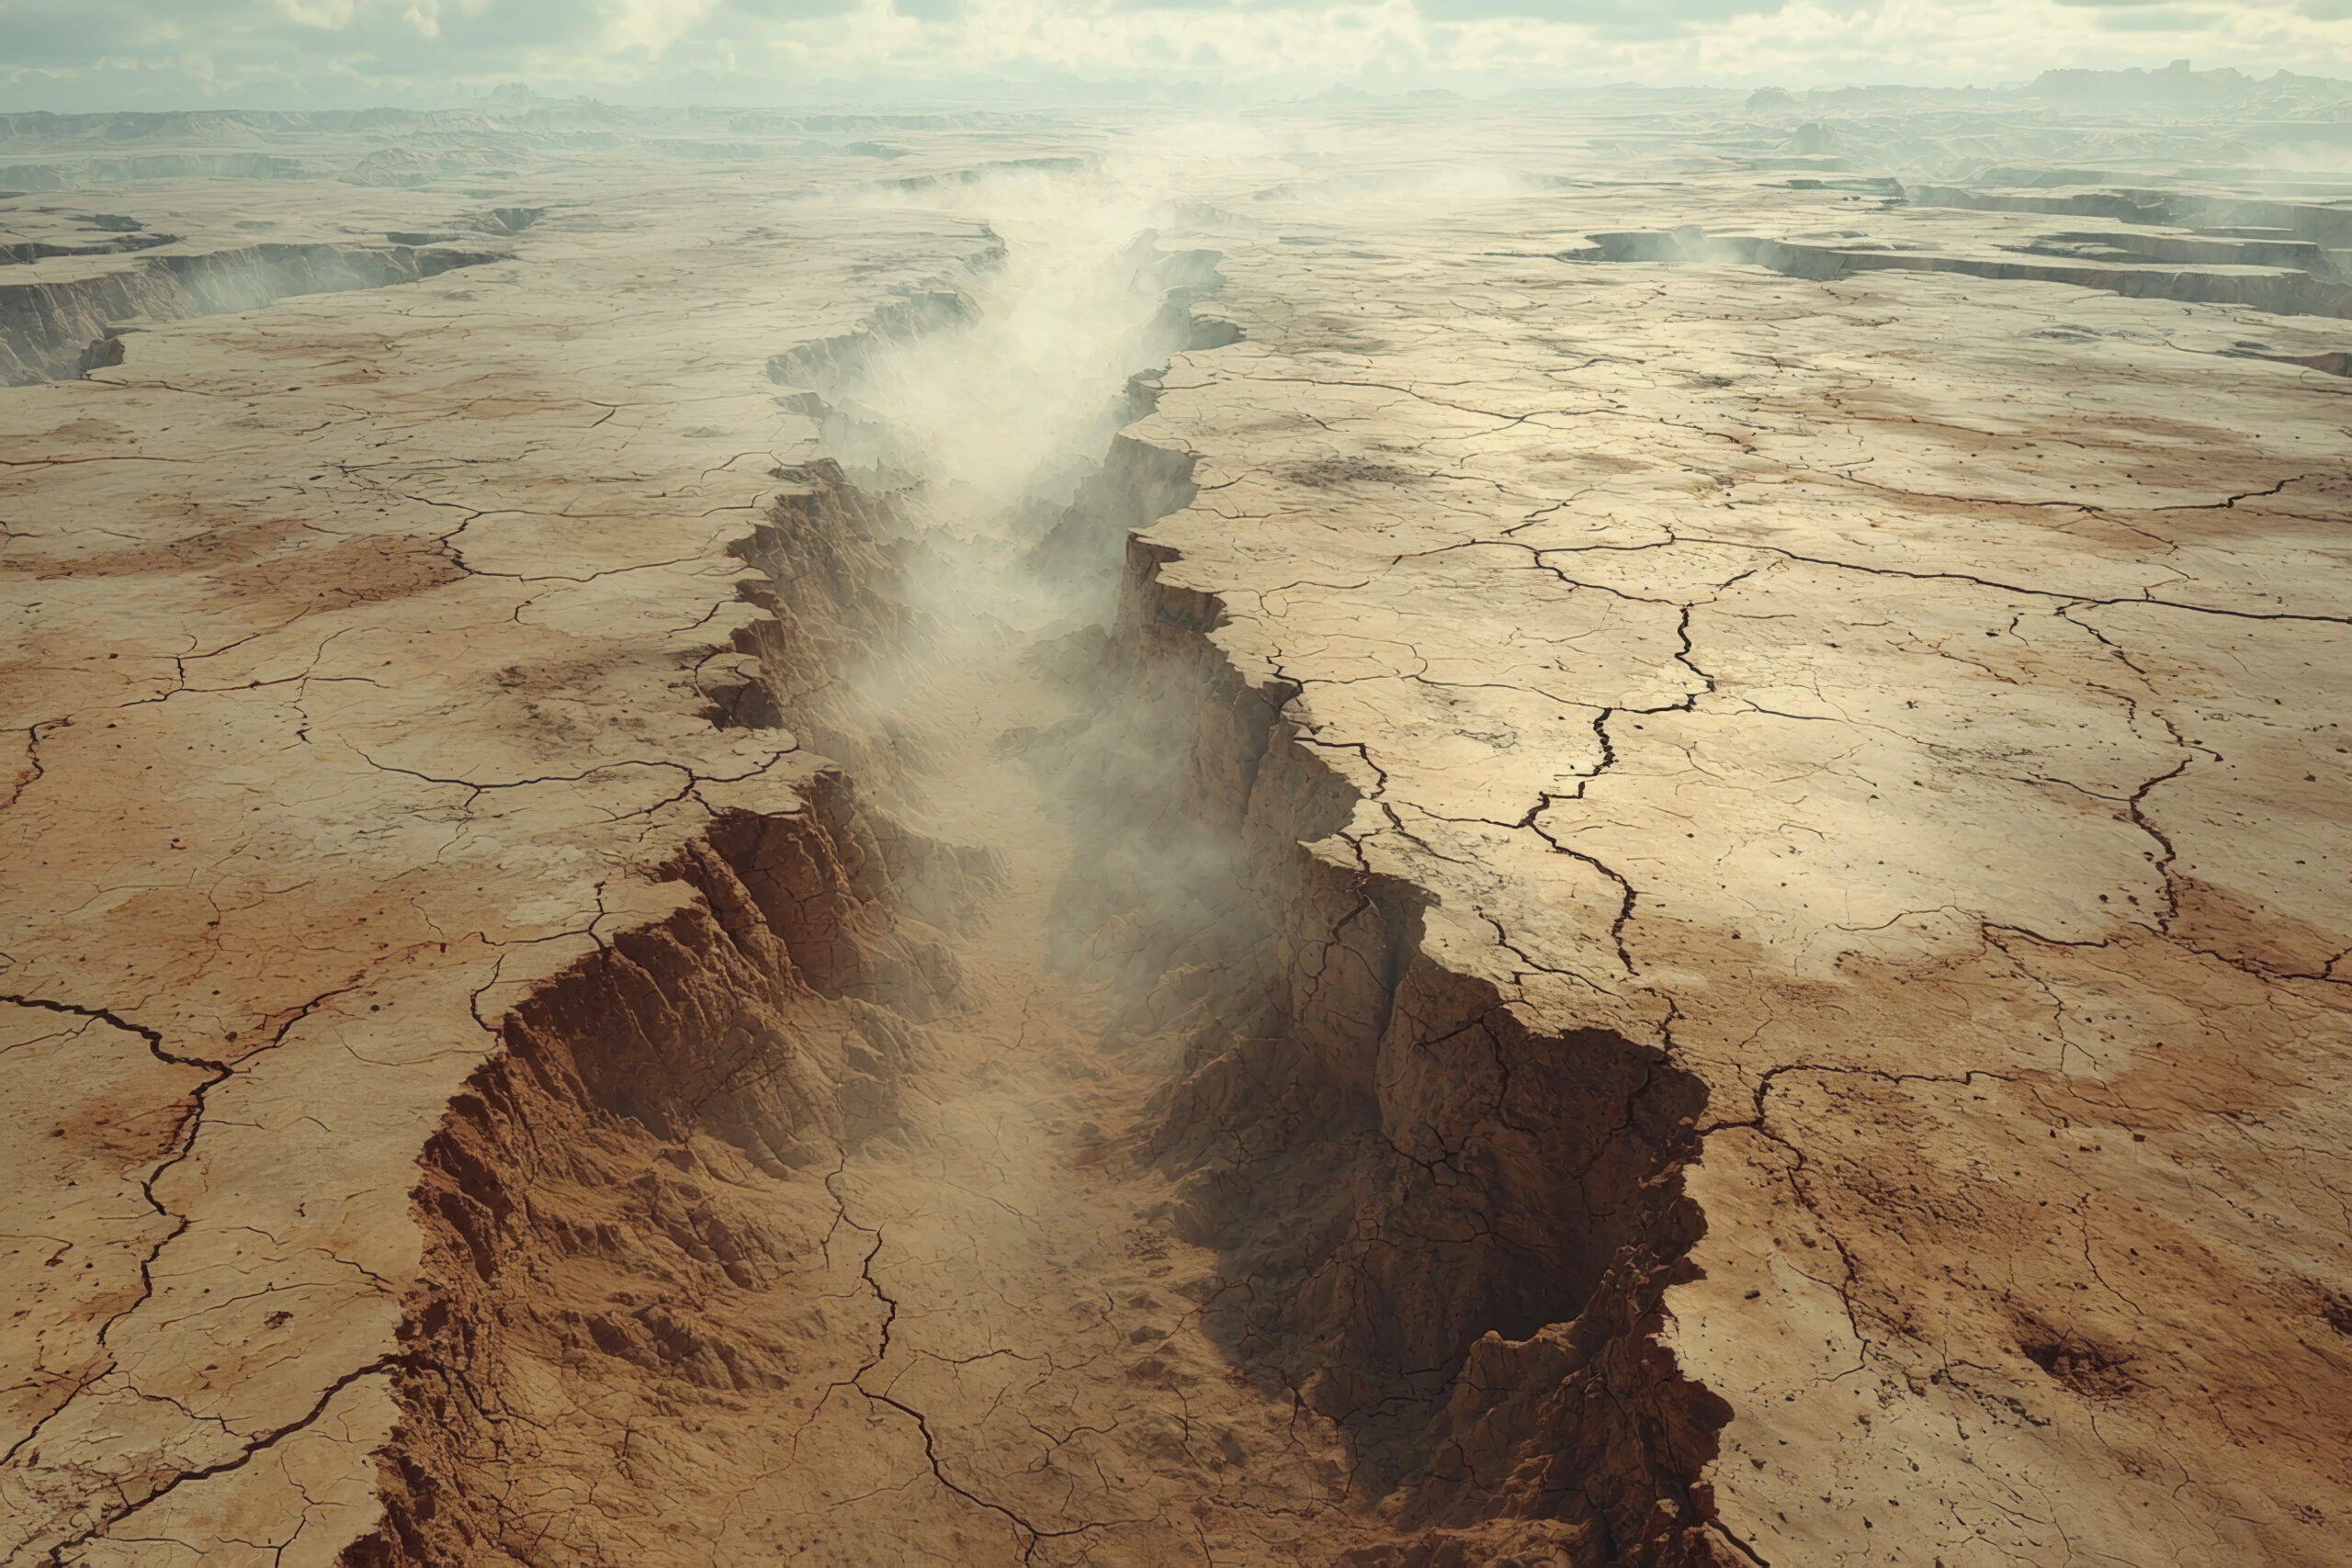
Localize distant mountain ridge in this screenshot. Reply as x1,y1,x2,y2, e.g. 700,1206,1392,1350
2027,62,2352,116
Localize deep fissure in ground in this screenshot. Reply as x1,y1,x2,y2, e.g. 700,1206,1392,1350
345,220,1736,1568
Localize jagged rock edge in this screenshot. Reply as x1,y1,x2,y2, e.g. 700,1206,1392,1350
1101,460,1744,1568
325,233,1747,1568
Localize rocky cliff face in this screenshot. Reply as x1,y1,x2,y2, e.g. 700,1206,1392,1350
1,243,502,384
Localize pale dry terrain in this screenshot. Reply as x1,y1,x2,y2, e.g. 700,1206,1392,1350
2,91,2347,1568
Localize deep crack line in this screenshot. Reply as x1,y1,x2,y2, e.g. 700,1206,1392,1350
821,1172,1143,1560
35,1356,405,1566
0,987,351,1493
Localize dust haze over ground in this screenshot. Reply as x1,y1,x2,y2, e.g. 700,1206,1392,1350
797,171,1195,628
3,66,2352,1568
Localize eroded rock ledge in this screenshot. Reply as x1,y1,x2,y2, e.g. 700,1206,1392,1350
0,182,1008,1562
1121,181,2352,1565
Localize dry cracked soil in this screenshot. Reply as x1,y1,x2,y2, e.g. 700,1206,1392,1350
3,87,2350,1568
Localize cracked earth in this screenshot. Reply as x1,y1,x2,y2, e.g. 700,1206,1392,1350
4,92,2349,1568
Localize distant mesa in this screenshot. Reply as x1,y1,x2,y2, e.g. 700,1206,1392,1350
1741,67,2350,119
2025,61,2352,112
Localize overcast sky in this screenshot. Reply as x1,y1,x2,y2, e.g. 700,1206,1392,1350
0,0,2344,109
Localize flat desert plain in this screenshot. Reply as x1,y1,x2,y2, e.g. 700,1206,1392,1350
2,88,2348,1567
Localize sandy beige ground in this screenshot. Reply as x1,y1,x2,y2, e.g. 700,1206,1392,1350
0,158,1004,1562
1136,168,2352,1564
3,96,2348,1567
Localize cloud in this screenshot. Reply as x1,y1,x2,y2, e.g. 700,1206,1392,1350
0,0,251,67
721,0,859,17
1112,0,1383,12
0,0,2346,106
1412,0,1785,21
277,0,363,27
2093,6,2223,23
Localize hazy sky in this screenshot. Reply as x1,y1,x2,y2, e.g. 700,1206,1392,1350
0,0,2344,108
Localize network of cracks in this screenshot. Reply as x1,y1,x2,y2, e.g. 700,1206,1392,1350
343,236,1732,1568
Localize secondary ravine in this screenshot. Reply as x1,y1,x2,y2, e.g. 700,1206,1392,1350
731,200,1371,1564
